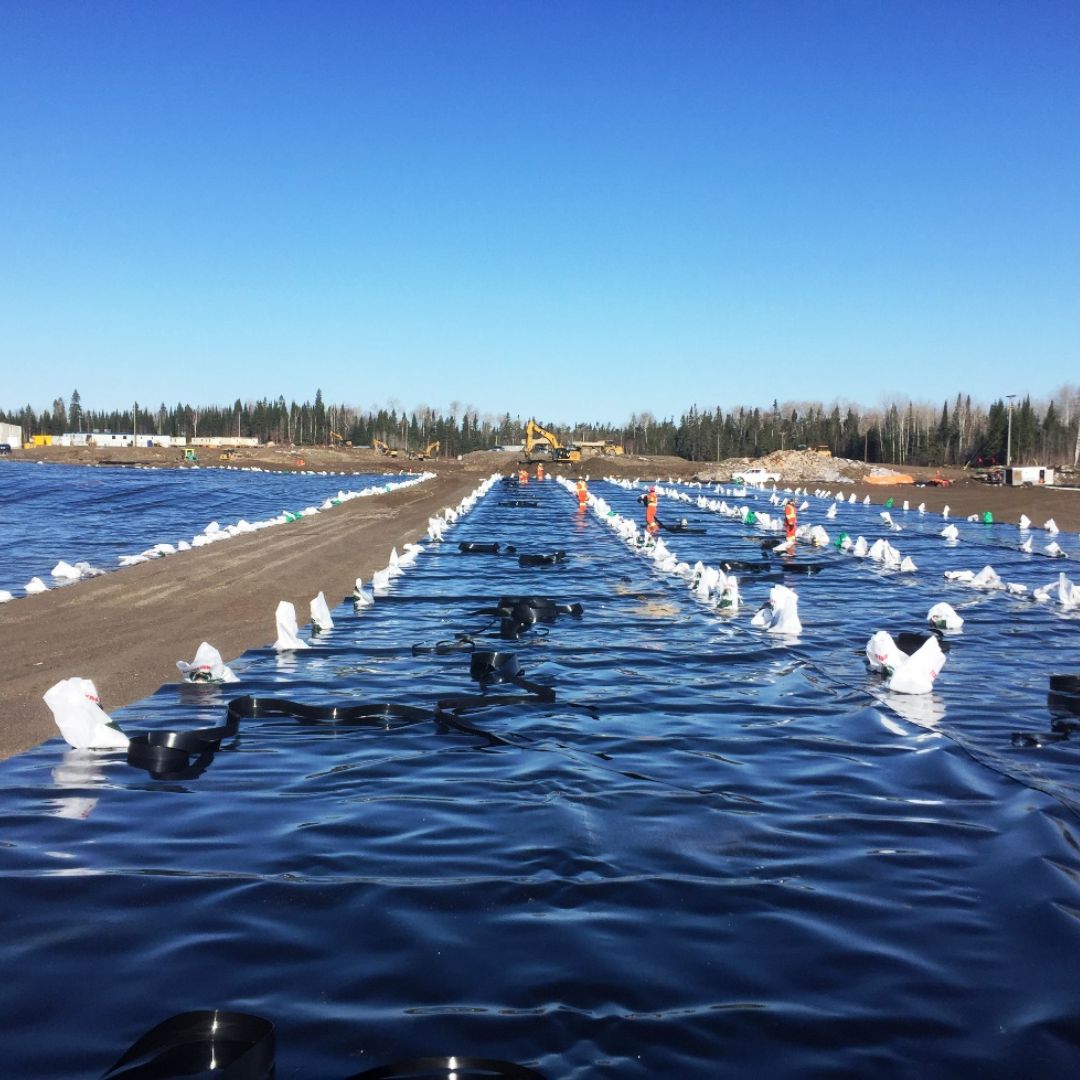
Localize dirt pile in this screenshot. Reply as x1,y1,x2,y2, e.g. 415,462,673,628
690,449,899,484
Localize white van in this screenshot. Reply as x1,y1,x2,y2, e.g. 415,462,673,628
734,468,780,485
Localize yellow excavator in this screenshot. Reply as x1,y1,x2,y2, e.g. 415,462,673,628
524,420,581,463
575,440,625,456
372,438,398,458
408,440,439,461
329,430,351,447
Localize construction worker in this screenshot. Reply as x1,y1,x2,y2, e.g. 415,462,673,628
536,462,545,481
644,485,658,531
576,478,588,509
783,499,797,541
518,467,528,485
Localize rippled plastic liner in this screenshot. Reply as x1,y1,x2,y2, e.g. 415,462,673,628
0,461,417,593
2,477,1080,1077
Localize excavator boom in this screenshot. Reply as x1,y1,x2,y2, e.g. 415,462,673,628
524,419,581,462
408,440,440,460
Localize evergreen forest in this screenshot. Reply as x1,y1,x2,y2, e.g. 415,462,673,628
3,387,1079,468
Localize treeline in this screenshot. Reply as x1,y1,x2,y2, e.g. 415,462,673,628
4,387,1079,467
662,393,1080,468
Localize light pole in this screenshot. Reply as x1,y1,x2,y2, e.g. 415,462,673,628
1006,394,1016,468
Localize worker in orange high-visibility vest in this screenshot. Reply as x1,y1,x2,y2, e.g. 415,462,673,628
576,478,588,509
783,499,797,540
644,485,658,531
536,463,545,481
518,468,528,485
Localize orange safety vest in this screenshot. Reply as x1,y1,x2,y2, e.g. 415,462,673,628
537,464,545,480
784,503,797,534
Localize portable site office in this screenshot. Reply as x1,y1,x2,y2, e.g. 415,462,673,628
1005,465,1054,486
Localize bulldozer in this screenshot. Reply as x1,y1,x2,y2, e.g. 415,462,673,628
409,440,440,461
524,420,581,463
372,438,398,458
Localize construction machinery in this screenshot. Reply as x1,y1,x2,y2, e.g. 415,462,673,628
524,420,581,463
372,438,399,458
575,440,625,456
329,430,351,447
409,440,439,461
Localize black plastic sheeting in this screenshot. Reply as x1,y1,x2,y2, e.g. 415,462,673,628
2,475,1080,1077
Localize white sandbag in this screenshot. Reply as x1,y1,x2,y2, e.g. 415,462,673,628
43,677,129,750
927,602,963,631
1019,537,1033,553
51,560,82,580
25,577,49,594
751,583,802,635
942,505,950,518
176,642,239,683
941,524,959,541
353,577,373,607
716,574,740,613
866,631,904,673
1045,518,1059,534
852,536,868,558
825,503,837,519
398,543,423,567
310,591,334,632
886,635,946,695
808,525,830,546
1059,573,1078,610
274,600,310,651
899,555,918,573
944,569,976,583
972,565,1003,590
1046,541,1065,558
1019,514,1031,530
0,590,13,603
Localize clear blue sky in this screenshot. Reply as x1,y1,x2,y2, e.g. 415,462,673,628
2,1,1077,424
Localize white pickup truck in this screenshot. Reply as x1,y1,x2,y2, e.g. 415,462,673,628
733,468,780,485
